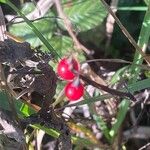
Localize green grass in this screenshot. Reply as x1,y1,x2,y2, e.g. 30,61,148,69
1,0,150,149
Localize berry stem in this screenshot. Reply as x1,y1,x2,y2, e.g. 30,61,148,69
80,74,135,100
72,77,80,87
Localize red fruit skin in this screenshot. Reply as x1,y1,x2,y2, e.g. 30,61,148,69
65,82,84,101
57,58,79,80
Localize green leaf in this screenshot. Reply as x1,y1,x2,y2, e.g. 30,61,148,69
48,35,86,61
85,92,111,141
66,77,150,108
110,66,129,85
118,6,147,11
9,3,55,48
32,124,96,148
21,2,35,15
128,78,150,93
0,0,7,3
49,35,73,56
145,0,150,5
49,34,86,59
110,78,150,138
110,100,130,137
9,19,54,48
32,124,60,138
0,91,25,116
0,92,11,110
66,94,112,107
20,103,35,116
111,1,150,140
93,114,111,141
60,0,107,31
6,0,60,58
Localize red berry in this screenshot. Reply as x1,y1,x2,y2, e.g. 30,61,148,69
65,79,84,101
57,57,79,80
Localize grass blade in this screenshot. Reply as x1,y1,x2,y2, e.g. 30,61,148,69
6,0,60,59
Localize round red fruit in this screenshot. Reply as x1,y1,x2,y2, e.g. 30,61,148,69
65,81,84,101
57,57,79,80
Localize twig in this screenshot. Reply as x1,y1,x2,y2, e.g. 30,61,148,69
81,58,150,70
80,62,117,116
100,0,149,64
105,0,119,49
53,0,109,91
54,0,92,55
36,129,45,150
80,74,136,101
0,6,7,41
139,142,150,150
123,126,150,140
53,1,125,116
5,0,54,22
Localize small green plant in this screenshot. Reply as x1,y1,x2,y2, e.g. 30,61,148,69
0,0,150,149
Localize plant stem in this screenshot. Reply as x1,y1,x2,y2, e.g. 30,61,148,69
111,1,150,141
131,3,150,82
100,0,149,64
6,0,60,59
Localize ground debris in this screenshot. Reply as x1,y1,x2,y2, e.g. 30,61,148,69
0,39,72,149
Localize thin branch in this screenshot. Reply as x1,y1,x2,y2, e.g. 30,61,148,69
80,74,136,101
123,126,150,140
53,0,109,91
139,143,150,150
100,0,149,64
0,6,7,41
54,0,92,55
105,0,119,49
5,0,54,22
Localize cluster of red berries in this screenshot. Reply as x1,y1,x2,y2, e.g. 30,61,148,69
57,57,84,101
